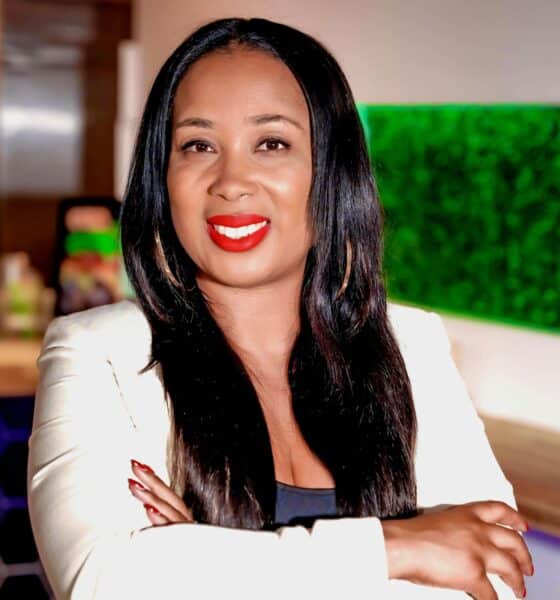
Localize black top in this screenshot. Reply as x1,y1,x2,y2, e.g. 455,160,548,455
274,480,337,527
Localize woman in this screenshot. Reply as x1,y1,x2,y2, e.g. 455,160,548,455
28,17,532,600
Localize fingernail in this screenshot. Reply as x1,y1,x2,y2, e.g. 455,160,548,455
530,564,534,576
144,503,160,515
128,478,145,490
131,459,153,473
522,586,527,598
525,520,530,531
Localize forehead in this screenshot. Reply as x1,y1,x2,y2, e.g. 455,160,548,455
172,47,309,124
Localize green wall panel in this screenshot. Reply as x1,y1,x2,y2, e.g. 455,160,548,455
357,104,560,334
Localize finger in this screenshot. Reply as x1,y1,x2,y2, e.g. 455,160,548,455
471,501,528,532
128,479,191,522
486,524,534,576
144,503,170,526
130,460,194,520
485,547,526,599
468,575,498,600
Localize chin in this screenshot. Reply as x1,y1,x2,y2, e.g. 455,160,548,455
198,258,274,289
194,244,308,290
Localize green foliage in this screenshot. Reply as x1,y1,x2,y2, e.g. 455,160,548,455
357,104,560,333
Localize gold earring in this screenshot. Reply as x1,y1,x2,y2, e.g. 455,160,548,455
335,239,353,300
154,230,180,288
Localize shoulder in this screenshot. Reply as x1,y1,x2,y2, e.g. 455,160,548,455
386,301,455,401
41,299,152,365
387,300,449,355
43,298,149,343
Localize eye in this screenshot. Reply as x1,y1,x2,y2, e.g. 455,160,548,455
179,137,290,154
179,140,214,153
257,138,291,152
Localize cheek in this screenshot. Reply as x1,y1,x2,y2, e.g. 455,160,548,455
167,177,203,256
269,168,313,245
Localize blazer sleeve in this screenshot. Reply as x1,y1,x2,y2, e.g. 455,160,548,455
27,315,389,600
403,311,520,600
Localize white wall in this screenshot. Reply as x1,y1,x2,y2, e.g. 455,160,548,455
131,0,560,432
133,0,560,103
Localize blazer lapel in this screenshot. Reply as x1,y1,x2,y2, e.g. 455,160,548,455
104,300,172,455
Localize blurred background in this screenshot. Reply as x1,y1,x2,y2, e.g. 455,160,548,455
0,0,559,597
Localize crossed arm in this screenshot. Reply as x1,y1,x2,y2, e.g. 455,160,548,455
27,311,530,599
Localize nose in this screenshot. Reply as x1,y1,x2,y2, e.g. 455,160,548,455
208,151,258,203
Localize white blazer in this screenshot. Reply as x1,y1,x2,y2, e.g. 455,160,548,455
27,298,519,599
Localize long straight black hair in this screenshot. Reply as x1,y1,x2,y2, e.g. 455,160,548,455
120,17,417,530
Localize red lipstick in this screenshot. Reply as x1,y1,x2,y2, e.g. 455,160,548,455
207,213,270,252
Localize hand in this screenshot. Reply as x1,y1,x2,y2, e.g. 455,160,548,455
128,459,196,526
381,501,534,600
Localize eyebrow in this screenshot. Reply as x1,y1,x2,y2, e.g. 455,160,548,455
175,113,304,131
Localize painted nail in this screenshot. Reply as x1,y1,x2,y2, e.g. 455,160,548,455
128,478,146,490
522,586,527,598
530,564,534,576
525,520,530,531
144,503,160,515
131,459,153,473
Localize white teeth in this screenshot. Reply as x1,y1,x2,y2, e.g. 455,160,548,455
213,220,268,239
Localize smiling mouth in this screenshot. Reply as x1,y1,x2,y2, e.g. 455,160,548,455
206,215,271,252
210,220,268,239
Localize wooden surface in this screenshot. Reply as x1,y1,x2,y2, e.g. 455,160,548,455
0,337,42,396
482,415,560,536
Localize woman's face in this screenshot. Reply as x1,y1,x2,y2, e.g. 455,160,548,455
167,46,313,289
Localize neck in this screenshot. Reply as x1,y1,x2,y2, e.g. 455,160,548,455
196,272,304,372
